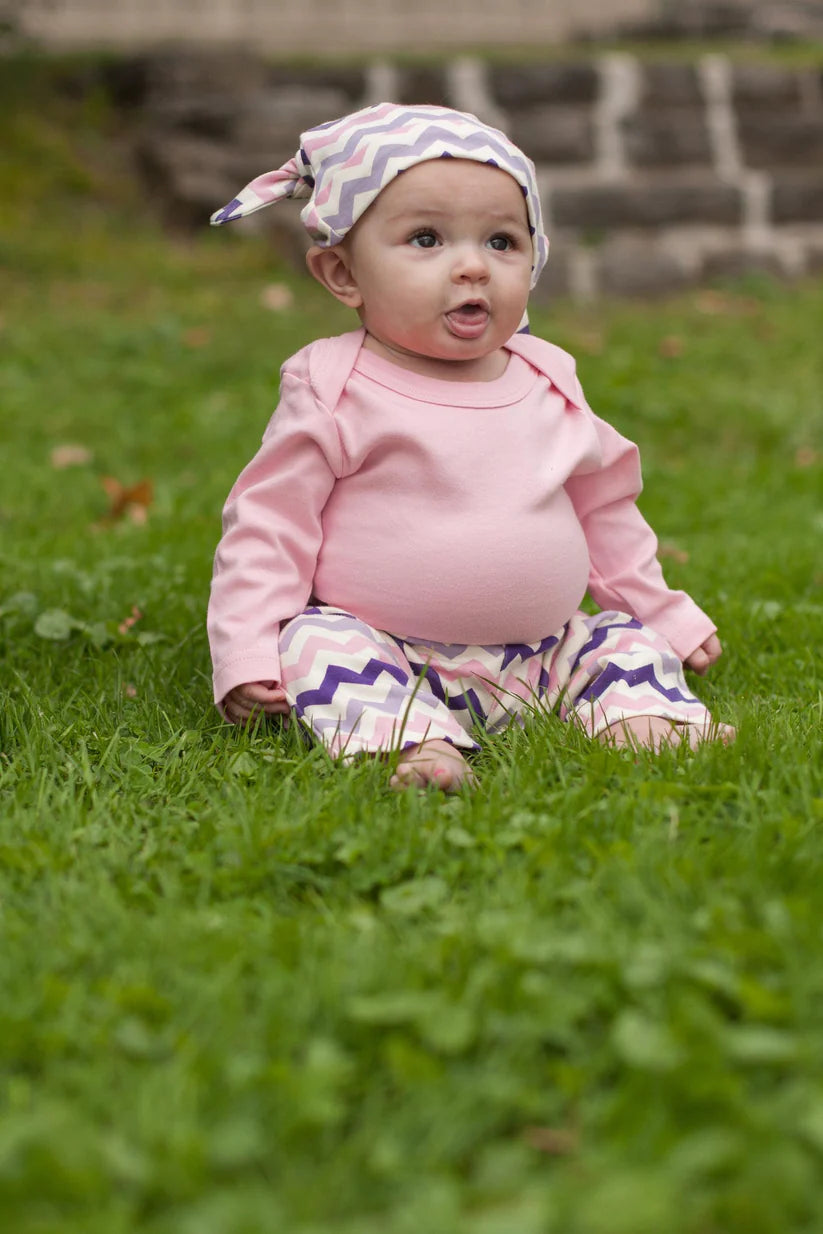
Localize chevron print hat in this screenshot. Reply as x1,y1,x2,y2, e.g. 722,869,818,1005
210,101,549,287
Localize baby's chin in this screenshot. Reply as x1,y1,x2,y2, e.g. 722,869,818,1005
367,335,508,383
363,325,511,374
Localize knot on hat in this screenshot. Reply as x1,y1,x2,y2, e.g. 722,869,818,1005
210,156,312,225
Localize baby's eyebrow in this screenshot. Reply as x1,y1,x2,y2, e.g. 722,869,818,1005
387,205,529,227
487,214,531,229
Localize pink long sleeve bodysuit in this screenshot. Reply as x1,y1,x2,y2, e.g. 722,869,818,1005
208,328,716,715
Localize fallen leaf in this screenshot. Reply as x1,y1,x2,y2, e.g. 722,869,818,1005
570,329,604,355
693,290,760,317
99,477,154,525
694,290,726,315
659,542,690,564
51,444,93,469
795,446,819,468
118,605,143,635
182,326,213,348
659,335,684,358
259,283,294,312
523,1125,579,1155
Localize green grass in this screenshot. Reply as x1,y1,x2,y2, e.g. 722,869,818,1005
1,62,823,1234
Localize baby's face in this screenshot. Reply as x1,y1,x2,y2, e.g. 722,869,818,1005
342,159,533,380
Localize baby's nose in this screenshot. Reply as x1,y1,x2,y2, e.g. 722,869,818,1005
452,245,490,281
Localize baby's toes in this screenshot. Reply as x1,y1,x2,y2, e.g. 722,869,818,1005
390,761,427,791
390,749,474,793
429,760,469,793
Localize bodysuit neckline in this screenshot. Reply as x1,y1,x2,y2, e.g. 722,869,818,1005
352,345,539,409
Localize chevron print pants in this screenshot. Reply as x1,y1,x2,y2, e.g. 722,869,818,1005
278,605,711,758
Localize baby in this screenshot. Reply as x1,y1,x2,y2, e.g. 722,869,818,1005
207,102,733,791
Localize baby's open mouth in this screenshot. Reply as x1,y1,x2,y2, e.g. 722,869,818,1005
445,302,490,338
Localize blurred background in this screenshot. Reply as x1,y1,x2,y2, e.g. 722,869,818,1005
11,0,823,53
4,0,823,299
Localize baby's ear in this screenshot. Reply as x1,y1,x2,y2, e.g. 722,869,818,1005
305,245,363,309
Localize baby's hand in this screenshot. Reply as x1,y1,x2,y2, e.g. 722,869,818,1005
684,634,723,676
223,680,290,725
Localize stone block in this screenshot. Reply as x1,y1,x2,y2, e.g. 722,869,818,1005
136,132,240,225
639,63,703,106
623,109,712,167
145,94,241,140
490,63,599,108
731,63,801,107
263,64,366,104
396,66,451,107
805,243,823,273
700,247,787,281
551,179,742,229
529,241,574,302
597,236,692,297
753,2,823,39
146,51,269,99
233,86,357,160
55,56,150,109
772,174,823,222
738,114,823,168
508,106,594,164
619,4,751,39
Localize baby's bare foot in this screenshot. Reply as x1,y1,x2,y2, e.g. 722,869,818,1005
600,716,736,752
390,739,475,792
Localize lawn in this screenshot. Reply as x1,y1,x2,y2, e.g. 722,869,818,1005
1,59,823,1234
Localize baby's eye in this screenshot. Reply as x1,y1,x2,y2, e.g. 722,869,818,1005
409,230,439,249
488,233,516,252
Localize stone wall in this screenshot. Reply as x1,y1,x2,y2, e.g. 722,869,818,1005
11,0,823,52
125,51,823,298
617,0,823,40
6,0,651,53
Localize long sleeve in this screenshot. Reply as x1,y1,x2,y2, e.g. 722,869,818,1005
207,366,343,705
564,409,716,661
